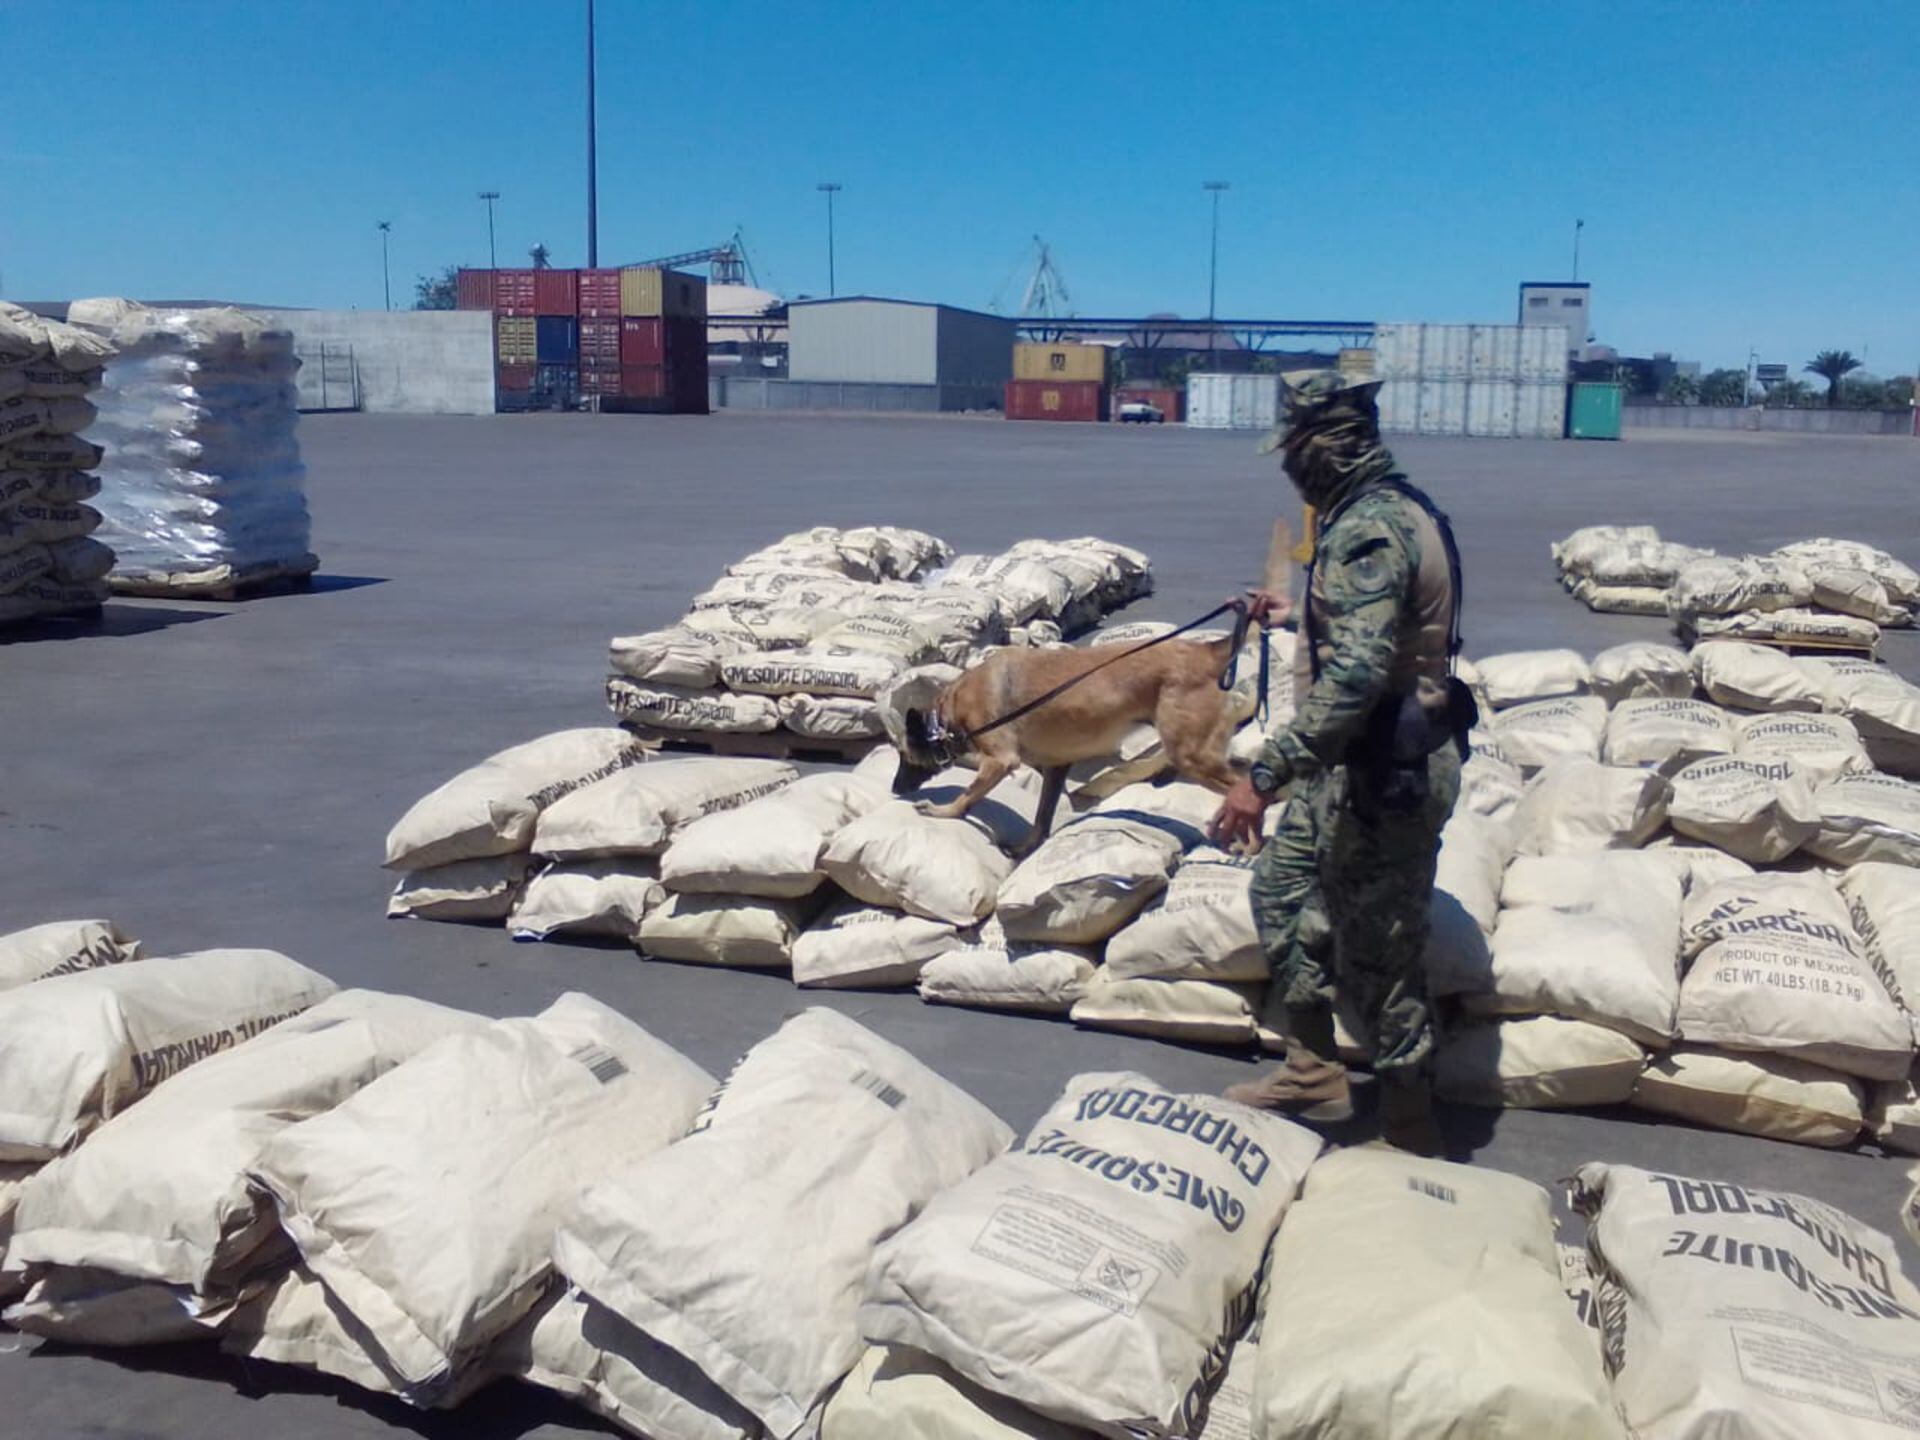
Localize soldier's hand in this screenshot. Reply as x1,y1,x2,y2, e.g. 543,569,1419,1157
1209,776,1271,850
1244,588,1292,626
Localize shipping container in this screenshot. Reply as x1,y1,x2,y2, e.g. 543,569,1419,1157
1467,325,1521,380
621,365,670,400
535,269,578,317
1372,324,1421,380
619,267,707,319
1114,386,1182,422
496,361,535,392
1465,380,1519,436
496,316,537,364
1419,325,1471,381
1378,378,1420,434
1013,342,1109,383
456,269,494,311
535,364,579,406
1566,382,1624,440
578,268,623,319
1184,373,1280,430
579,319,623,364
619,317,664,367
1515,381,1567,438
1415,379,1469,435
493,269,538,317
1005,379,1107,422
664,315,706,361
579,365,623,397
1336,347,1376,380
535,316,578,364
1519,324,1571,381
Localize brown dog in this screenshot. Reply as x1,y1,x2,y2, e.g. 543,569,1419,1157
892,634,1254,853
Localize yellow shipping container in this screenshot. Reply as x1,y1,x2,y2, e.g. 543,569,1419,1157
1338,346,1376,380
620,267,708,320
496,316,537,362
1013,342,1109,383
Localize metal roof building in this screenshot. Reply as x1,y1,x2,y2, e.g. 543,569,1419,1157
787,297,1015,388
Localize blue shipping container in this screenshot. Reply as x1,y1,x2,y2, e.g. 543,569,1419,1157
535,316,579,364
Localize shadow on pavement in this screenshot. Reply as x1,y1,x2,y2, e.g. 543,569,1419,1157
305,575,388,595
0,606,224,644
24,1341,611,1438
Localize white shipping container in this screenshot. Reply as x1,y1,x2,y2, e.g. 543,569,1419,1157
1519,325,1571,382
1378,378,1419,435
1468,325,1522,380
1419,325,1472,381
1466,380,1520,436
1184,373,1281,430
1416,379,1468,436
1372,323,1422,380
1515,381,1567,438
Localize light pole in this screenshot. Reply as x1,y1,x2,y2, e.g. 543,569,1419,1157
1203,181,1229,362
1572,218,1584,281
376,220,392,310
585,0,599,267
478,191,500,269
817,183,842,296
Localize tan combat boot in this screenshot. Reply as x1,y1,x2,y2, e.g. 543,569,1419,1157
1225,1006,1353,1123
1378,1070,1444,1157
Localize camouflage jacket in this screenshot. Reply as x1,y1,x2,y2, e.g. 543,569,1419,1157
1258,481,1438,785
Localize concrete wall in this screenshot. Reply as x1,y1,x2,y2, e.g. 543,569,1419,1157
1624,404,1914,436
934,307,1017,385
789,300,938,384
259,310,495,416
711,376,1001,413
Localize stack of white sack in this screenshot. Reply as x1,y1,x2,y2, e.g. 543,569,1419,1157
604,528,1153,743
1551,523,1713,616
0,304,117,623
65,298,315,597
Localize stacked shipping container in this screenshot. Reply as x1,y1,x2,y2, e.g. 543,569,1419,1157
1373,323,1568,438
1006,342,1110,422
457,265,709,413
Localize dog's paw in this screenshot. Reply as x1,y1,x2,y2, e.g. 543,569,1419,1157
911,799,939,816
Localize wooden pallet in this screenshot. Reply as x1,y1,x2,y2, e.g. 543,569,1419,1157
616,722,882,765
1677,624,1880,660
109,566,317,603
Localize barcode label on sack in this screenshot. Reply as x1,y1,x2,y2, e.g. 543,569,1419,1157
571,1045,628,1085
1407,1177,1458,1205
852,1068,906,1109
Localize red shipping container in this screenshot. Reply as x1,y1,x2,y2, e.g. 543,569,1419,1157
1114,386,1182,422
1005,379,1107,422
496,361,536,391
456,269,494,310
619,318,663,367
579,319,623,363
620,365,669,400
534,269,578,316
577,268,623,319
493,269,538,317
580,364,623,397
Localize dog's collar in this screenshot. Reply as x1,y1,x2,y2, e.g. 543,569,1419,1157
924,710,965,765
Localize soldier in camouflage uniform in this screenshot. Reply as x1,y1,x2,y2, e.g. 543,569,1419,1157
1209,371,1465,1155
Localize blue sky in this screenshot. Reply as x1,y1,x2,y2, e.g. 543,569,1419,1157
9,1,1916,373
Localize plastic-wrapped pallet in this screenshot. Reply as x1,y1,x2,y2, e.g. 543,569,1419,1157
67,298,316,596
0,304,115,623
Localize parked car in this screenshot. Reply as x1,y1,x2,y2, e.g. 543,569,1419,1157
1117,400,1165,424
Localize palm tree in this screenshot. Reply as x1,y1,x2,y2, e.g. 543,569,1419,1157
1805,350,1863,408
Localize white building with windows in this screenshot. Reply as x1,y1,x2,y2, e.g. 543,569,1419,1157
1518,281,1591,362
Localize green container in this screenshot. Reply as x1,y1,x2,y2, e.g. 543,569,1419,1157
1566,382,1624,440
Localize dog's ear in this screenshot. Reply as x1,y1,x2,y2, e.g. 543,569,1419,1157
904,707,930,749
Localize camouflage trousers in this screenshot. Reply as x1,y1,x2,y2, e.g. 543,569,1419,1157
1248,741,1460,1075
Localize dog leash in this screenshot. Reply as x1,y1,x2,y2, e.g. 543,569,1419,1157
959,597,1256,745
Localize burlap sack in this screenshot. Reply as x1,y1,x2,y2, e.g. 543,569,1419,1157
1559,1244,1602,1345
1511,757,1670,854
1553,524,1661,574
1602,697,1737,772
738,603,854,651
638,891,818,969
250,993,714,1404
1678,872,1912,1081
997,783,1213,945
386,854,538,922
1458,745,1526,819
1689,640,1827,713
1572,1161,1920,1436
1869,1076,1920,1156
1476,649,1591,708
605,676,783,734
609,627,750,689
1254,1148,1620,1440
721,648,908,699
1104,847,1263,983
1436,1016,1647,1109
1642,838,1756,893
1840,862,1920,1007
1468,853,1683,1044
385,728,652,870
1491,695,1608,772
660,769,889,899
1805,658,1920,777
792,898,962,989
1577,580,1676,616
694,568,865,611
507,859,659,942
498,1284,764,1440
1427,883,1496,998
0,919,140,992
1695,606,1882,649
1736,710,1871,787
811,614,943,666
554,1009,1013,1440
1666,756,1820,863
2,1266,214,1347
1776,538,1920,605
778,693,886,740
1583,539,1707,589
917,926,1097,1014
861,1072,1319,1437
1671,554,1812,616
0,950,336,1161
2,991,481,1328
532,757,797,860
822,768,1040,925
1808,566,1908,626
1434,810,1511,933
1589,641,1694,704
1807,772,1920,868
1070,974,1260,1046
821,1342,1087,1440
